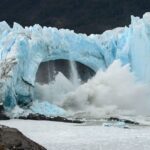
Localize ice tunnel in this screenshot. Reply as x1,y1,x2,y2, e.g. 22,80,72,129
35,59,95,84
0,21,106,109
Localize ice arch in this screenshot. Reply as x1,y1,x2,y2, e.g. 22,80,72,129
0,22,106,108
1,12,150,109
36,59,95,84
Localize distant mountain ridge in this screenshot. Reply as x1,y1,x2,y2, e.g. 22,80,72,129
0,0,150,34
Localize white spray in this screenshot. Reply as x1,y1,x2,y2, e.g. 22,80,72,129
34,60,81,105
62,60,150,117
34,60,150,118
69,60,81,87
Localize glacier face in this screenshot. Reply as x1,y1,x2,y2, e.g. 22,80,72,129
0,13,150,111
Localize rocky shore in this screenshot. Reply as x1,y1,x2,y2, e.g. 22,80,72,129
0,125,46,150
0,105,9,120
19,113,83,124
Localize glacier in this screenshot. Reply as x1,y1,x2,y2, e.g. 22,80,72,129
0,12,150,114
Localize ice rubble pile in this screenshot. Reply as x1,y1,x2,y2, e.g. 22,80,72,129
0,13,150,115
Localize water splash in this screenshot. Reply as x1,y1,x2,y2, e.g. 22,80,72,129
34,60,150,118
62,60,150,117
69,61,81,87
34,72,76,105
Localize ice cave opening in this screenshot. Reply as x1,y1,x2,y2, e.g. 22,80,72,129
33,59,95,106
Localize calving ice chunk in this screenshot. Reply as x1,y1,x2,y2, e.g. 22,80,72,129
0,13,150,116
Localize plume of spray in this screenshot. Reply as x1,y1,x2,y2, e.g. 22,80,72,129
34,60,150,118
69,60,81,87
34,72,77,106
34,60,81,105
61,60,150,118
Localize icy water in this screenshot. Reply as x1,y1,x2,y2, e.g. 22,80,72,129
1,119,150,150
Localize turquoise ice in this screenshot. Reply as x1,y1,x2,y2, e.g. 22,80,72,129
0,13,150,112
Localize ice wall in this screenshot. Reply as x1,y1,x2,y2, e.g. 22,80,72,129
0,13,150,109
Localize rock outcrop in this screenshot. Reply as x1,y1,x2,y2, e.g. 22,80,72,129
0,105,9,120
0,125,46,150
19,113,83,124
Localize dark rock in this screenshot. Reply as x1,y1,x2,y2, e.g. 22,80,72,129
0,105,10,120
0,113,10,120
0,144,6,150
0,104,4,113
0,125,46,150
19,113,83,124
107,117,140,125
